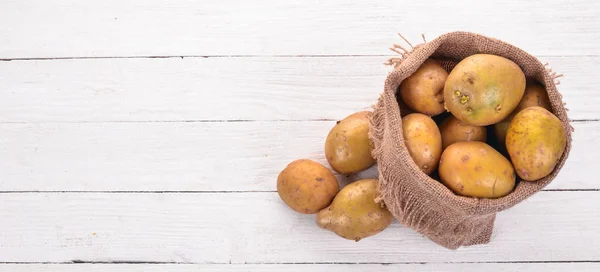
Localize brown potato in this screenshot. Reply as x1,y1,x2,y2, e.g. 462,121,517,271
439,141,516,198
402,113,442,175
277,159,339,214
506,106,567,181
316,179,394,241
439,115,487,150
399,58,448,116
494,81,552,146
444,54,526,126
325,111,375,174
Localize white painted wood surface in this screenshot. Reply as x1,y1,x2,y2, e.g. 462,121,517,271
0,0,599,57
3,263,600,272
1,56,598,122
0,121,596,191
1,0,598,271
1,192,599,263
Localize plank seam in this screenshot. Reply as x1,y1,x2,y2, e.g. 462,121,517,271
1,54,598,62
1,260,599,265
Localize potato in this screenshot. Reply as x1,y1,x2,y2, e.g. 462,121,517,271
494,81,552,145
316,179,394,241
506,106,567,181
444,54,526,126
439,115,487,150
277,159,339,214
439,141,516,198
402,113,442,175
399,58,448,116
325,111,375,174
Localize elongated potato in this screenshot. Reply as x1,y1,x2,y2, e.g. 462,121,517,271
506,106,567,181
402,113,442,175
444,54,526,126
316,179,394,241
439,141,516,198
325,111,375,174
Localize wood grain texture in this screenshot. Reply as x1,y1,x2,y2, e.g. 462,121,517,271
3,263,600,272
1,0,599,58
0,121,595,191
1,191,599,263
0,56,597,122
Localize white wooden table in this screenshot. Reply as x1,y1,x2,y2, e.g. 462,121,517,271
1,1,599,271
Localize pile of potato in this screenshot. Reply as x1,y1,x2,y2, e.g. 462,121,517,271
277,111,390,242
276,53,567,241
401,54,566,199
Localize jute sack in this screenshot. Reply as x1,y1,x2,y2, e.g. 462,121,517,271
369,31,573,249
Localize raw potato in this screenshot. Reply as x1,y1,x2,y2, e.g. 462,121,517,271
494,81,552,145
399,58,448,116
506,106,567,181
444,54,526,126
439,141,516,198
277,159,339,214
316,179,394,241
439,115,487,150
402,113,442,175
325,111,375,174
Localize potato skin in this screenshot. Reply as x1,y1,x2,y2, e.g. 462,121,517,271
325,111,375,174
439,141,516,198
316,179,394,241
494,81,552,145
506,106,567,181
277,159,339,214
439,115,487,150
444,54,526,126
402,113,442,175
399,59,448,116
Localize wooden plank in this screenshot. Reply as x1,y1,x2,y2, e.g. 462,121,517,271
0,56,596,122
0,191,598,263
0,1,598,58
3,263,600,272
0,121,596,191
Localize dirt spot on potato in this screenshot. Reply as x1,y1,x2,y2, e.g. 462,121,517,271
316,177,324,182
461,155,470,162
467,76,475,84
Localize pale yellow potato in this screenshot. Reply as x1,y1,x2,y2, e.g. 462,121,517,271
439,141,516,199
316,179,394,241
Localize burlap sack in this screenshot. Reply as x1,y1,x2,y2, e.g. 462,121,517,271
369,31,573,249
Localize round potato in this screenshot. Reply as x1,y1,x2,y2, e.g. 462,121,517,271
506,106,567,181
439,115,487,150
444,54,526,126
325,111,375,174
316,179,394,241
402,113,442,175
277,159,339,214
439,141,516,198
399,58,448,116
494,81,552,145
